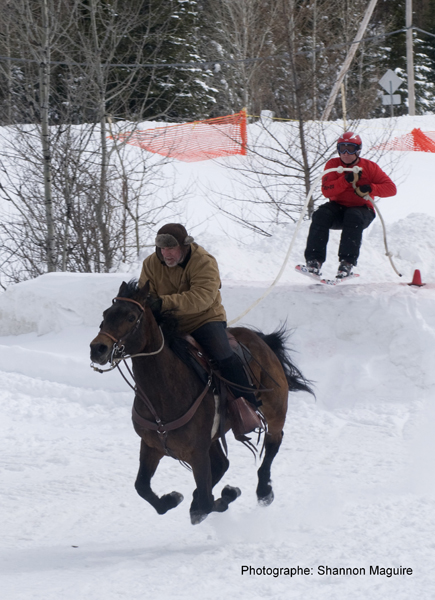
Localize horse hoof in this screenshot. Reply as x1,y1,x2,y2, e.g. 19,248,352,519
157,491,184,514
221,485,241,502
190,510,209,525
167,491,184,507
258,490,274,506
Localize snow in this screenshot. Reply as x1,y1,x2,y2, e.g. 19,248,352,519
2,114,435,598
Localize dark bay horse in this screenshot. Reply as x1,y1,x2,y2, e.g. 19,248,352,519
90,280,312,524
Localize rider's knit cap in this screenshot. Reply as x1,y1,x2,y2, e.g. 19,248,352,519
155,223,194,249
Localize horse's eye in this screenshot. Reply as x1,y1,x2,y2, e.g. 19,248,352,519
128,315,136,323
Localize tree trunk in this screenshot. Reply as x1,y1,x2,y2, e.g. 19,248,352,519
287,2,312,215
90,0,112,271
40,0,56,272
312,0,318,120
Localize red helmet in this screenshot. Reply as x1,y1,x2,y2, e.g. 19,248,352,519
337,131,362,156
337,132,362,146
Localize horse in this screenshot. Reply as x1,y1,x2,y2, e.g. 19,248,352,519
90,279,313,525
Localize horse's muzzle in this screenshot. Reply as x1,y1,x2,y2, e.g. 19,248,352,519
90,335,112,365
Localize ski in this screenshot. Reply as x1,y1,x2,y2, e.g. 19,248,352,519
320,273,360,286
295,264,322,282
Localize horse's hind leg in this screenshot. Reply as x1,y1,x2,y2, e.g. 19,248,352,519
135,440,183,515
257,430,284,506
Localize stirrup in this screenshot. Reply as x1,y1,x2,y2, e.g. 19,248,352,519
227,396,263,439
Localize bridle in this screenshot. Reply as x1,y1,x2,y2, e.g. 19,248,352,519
91,296,165,373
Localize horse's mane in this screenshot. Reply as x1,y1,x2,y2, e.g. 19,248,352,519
123,279,184,346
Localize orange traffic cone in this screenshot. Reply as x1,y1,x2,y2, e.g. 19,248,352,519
408,269,425,287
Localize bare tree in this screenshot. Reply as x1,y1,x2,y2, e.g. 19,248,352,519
0,0,71,271
0,0,194,282
201,0,279,116
0,120,185,284
40,0,56,271
55,0,182,270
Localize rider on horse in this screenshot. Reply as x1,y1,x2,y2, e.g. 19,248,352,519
138,223,258,410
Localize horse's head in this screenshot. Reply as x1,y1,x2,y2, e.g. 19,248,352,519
90,280,151,365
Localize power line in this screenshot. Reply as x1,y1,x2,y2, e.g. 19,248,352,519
413,26,435,39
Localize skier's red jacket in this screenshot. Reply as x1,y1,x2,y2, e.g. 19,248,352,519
321,157,397,210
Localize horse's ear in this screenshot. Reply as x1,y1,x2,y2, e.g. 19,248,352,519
118,281,129,297
138,280,150,304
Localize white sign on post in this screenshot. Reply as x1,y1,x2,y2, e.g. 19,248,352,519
379,70,403,94
382,94,401,105
379,70,403,115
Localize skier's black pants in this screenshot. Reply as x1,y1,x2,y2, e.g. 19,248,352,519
304,202,375,266
191,321,258,406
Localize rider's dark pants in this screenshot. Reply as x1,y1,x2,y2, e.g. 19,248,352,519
191,321,257,405
304,201,375,266
190,321,233,361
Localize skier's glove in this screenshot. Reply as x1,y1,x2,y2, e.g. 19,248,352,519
355,184,372,198
344,170,360,184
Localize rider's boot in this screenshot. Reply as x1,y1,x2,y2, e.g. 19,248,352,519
218,354,262,438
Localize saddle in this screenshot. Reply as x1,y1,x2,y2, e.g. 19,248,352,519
180,331,266,449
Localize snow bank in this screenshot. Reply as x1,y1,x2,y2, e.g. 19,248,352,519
1,211,435,338
1,270,435,408
0,272,131,336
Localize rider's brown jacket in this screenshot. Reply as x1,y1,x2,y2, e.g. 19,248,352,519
138,243,226,334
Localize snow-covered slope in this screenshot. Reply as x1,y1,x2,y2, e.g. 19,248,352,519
1,115,435,599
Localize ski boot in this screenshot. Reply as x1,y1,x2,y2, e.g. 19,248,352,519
306,259,322,276
336,260,353,279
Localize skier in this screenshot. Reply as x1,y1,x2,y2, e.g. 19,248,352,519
303,132,397,279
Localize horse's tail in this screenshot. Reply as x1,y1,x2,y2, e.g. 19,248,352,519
255,325,314,396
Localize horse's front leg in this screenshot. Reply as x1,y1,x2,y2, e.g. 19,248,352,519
189,451,215,524
189,444,241,525
135,439,184,515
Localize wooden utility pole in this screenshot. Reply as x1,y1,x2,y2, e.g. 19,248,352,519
321,0,379,121
341,82,347,131
406,0,416,115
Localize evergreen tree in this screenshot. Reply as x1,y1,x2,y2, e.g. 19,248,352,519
147,0,218,121
373,0,435,116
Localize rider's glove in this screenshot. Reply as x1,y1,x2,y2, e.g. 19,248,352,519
344,170,361,184
148,295,162,313
355,184,372,197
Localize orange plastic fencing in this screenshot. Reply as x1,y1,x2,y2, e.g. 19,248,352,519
373,128,435,152
111,110,247,162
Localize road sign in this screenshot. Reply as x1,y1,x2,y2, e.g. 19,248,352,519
379,70,403,94
382,94,401,105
